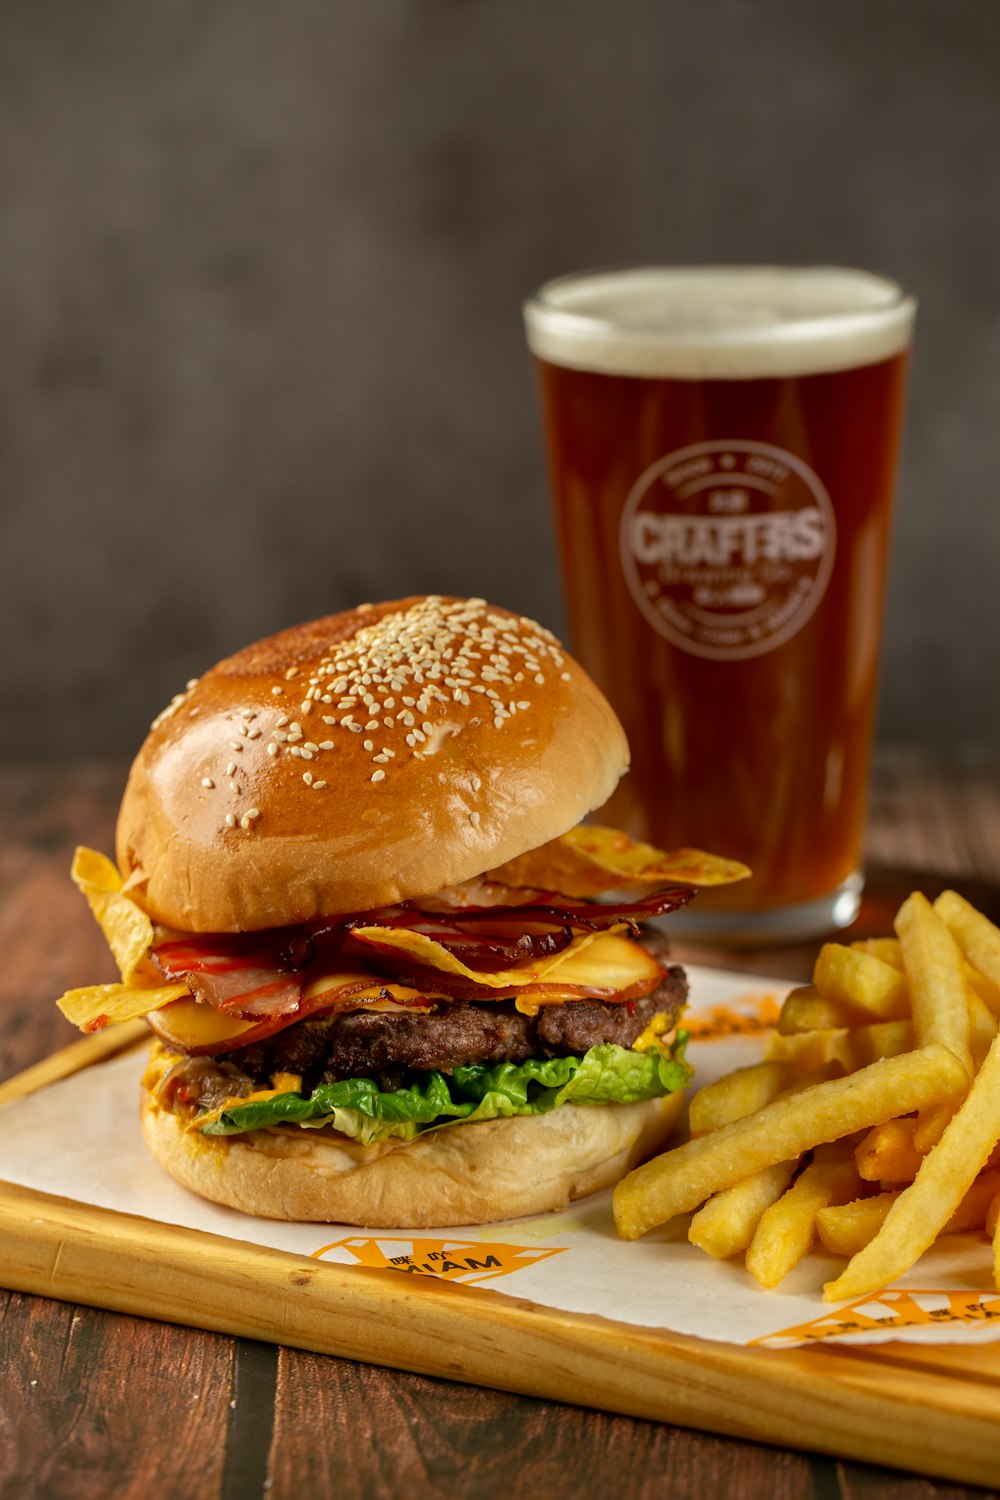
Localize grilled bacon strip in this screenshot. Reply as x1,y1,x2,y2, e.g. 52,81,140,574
151,887,688,1026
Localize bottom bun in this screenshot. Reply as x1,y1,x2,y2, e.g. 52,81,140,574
140,1086,684,1227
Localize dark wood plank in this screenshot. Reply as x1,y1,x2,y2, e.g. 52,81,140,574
266,1348,819,1500
0,1289,232,1500
836,1461,997,1500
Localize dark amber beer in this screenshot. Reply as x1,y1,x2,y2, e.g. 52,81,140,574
525,267,915,940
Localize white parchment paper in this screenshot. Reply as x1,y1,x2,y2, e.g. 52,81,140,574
3,964,999,1349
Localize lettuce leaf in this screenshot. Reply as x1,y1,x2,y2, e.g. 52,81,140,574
200,1034,690,1146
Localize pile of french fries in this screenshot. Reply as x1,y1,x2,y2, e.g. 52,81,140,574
613,890,1000,1302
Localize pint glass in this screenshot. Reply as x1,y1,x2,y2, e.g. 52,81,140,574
524,267,916,941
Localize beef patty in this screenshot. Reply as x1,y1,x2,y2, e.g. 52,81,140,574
178,961,688,1113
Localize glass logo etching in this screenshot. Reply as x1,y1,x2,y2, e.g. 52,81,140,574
620,440,836,661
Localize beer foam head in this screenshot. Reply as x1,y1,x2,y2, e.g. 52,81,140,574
524,266,915,380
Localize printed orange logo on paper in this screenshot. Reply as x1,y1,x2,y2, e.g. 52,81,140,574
310,1236,565,1285
753,1288,1000,1348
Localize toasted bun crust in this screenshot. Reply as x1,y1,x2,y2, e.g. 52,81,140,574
117,596,628,932
140,1086,684,1227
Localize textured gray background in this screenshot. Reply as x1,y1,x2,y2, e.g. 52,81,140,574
2,0,998,758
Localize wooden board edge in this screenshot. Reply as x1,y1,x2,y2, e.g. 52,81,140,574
1,1178,998,1487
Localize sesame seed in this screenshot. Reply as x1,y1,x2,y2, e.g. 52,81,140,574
226,761,236,776
373,753,389,764
229,780,239,792
322,716,337,726
246,807,260,819
383,716,395,727
365,720,378,731
561,671,571,681
422,722,433,734
186,678,199,690
312,780,327,790
382,747,395,758
230,741,242,751
319,740,334,750
225,813,237,828
276,715,289,727
267,743,278,756
534,674,545,685
300,701,312,714
289,722,302,735
405,733,417,747
247,728,262,739
303,772,314,785
469,810,481,827
271,686,283,695
239,815,252,829
363,739,374,751
371,769,386,782
472,776,481,792
290,746,301,757
201,778,215,789
516,701,530,710
300,748,314,760
304,742,319,753
346,723,362,733
285,666,299,679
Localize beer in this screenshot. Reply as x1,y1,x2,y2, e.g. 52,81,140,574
525,268,915,940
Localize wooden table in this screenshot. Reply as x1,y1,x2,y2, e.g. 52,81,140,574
2,753,999,1500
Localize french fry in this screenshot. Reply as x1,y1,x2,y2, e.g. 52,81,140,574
968,986,999,1069
765,1028,853,1074
935,890,1000,1001
746,1145,861,1289
964,960,1000,1020
840,1019,915,1070
851,937,903,970
987,1189,1000,1240
689,1059,842,1135
613,1045,967,1241
818,1170,1000,1265
896,892,973,1078
824,1031,1000,1302
777,987,858,1035
913,1103,957,1154
688,1161,798,1259
688,1061,794,1136
813,944,909,1021
855,1119,923,1183
945,1167,1000,1234
816,1193,898,1257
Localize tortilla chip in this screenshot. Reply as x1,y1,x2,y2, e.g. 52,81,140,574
71,846,157,984
488,824,750,898
57,982,190,1032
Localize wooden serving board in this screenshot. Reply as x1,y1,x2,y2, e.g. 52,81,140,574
2,1031,999,1488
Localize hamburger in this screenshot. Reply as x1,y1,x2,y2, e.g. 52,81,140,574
57,595,746,1226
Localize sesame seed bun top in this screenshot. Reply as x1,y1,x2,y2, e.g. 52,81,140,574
116,596,630,932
